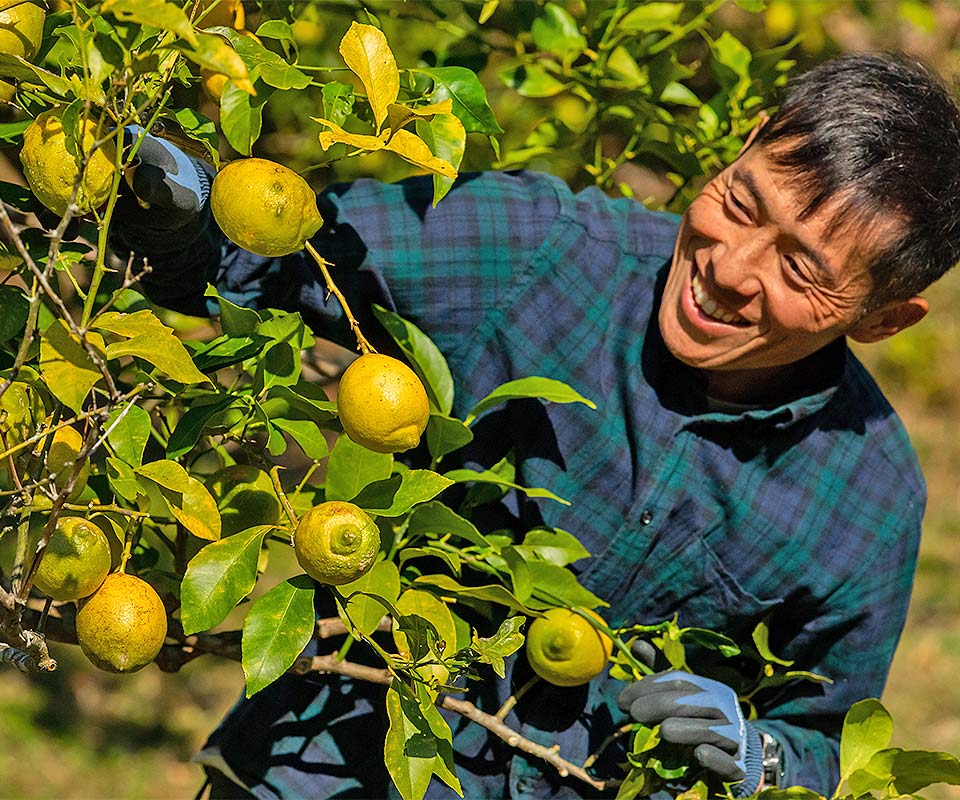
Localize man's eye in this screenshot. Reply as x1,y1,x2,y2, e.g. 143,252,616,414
784,255,805,279
726,190,751,220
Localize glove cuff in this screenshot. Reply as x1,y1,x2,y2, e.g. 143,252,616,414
733,725,764,798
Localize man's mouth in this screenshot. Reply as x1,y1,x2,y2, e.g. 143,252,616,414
691,272,750,327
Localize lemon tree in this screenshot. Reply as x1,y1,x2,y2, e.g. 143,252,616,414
0,3,956,800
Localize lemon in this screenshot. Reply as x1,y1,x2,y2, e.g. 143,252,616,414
210,158,324,257
0,1,45,103
336,354,430,454
200,67,229,101
38,425,90,500
294,501,380,585
525,608,613,687
0,381,45,490
206,464,281,536
33,516,111,602
20,109,117,216
197,0,245,29
75,572,168,673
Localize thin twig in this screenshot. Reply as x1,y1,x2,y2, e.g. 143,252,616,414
303,242,375,355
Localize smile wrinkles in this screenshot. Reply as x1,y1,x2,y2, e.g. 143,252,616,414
691,272,750,326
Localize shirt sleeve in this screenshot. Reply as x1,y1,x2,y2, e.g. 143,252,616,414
754,493,923,792
125,170,565,357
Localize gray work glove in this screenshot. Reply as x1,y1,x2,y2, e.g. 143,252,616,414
616,669,765,797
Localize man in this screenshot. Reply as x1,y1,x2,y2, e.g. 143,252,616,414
113,53,960,797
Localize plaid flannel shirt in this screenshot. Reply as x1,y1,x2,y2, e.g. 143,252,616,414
131,170,924,799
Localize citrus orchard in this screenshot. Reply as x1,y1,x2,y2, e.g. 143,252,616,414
210,158,324,257
525,607,613,687
19,109,117,216
32,516,111,602
294,501,380,585
75,572,168,673
336,353,430,454
206,464,281,536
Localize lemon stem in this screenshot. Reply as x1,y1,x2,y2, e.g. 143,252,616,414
269,465,298,530
336,633,355,662
119,519,136,574
303,241,376,355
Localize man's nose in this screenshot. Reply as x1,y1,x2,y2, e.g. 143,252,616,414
709,233,770,298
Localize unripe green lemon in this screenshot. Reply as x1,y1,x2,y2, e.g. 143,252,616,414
75,573,168,673
20,109,117,216
206,464,281,536
33,516,111,602
525,608,613,687
336,354,430,454
210,158,323,257
0,381,45,491
294,501,380,585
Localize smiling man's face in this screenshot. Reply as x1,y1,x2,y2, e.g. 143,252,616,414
658,143,907,401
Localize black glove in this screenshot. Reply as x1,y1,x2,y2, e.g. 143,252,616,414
617,669,765,796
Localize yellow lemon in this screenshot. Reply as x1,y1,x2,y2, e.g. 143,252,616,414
336,354,430,454
294,501,380,585
20,109,117,216
525,608,613,687
33,516,111,602
210,158,323,257
75,573,168,673
206,464,281,536
0,1,45,103
200,67,229,101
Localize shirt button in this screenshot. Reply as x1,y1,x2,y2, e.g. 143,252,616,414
640,509,654,525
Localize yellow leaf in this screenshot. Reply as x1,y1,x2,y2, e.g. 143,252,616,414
338,22,399,131
385,100,454,139
384,129,458,179
39,321,107,413
183,31,255,95
313,117,386,153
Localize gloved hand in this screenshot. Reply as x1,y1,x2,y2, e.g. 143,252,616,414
616,669,765,796
114,125,214,250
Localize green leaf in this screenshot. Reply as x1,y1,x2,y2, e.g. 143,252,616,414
219,78,273,155
188,333,270,373
272,418,329,460
413,574,535,615
424,415,473,462
169,107,220,165
470,616,525,678
384,681,462,800
205,285,262,335
754,790,825,800
501,547,531,601
321,81,355,127
181,525,273,635
106,456,143,504
619,2,684,32
464,376,595,425
106,403,152,467
712,31,752,81
531,3,586,56
751,620,793,666
498,62,567,99
444,468,569,506
101,0,198,45
222,27,309,91
254,19,296,46
337,560,400,636
324,434,393,502
242,575,316,697
352,470,453,517
416,113,466,206
39,320,106,413
888,748,960,794
398,546,462,577
252,310,313,392
371,305,453,416
406,502,491,548
524,561,606,609
339,21,399,130
181,31,254,94
166,395,239,459
394,589,458,659
96,310,209,385
840,698,894,783
0,285,29,344
0,53,74,96
734,0,766,11
679,627,740,657
514,527,589,566
137,459,222,541
415,66,502,135
0,181,36,213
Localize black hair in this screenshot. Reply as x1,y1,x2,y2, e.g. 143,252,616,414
754,52,960,311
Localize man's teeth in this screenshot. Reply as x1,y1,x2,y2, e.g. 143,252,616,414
691,273,747,325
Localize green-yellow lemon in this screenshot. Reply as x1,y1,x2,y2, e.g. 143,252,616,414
336,354,430,454
33,516,111,602
210,158,323,257
294,501,380,585
0,381,45,490
525,607,613,687
20,109,117,216
0,1,45,103
39,425,90,500
75,572,168,673
206,464,281,536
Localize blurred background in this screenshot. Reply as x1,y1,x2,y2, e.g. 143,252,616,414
1,0,959,796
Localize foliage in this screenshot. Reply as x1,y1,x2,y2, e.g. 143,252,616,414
0,2,957,800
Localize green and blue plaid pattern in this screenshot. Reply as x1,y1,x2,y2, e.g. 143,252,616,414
141,171,923,799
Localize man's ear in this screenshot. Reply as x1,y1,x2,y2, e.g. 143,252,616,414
736,113,770,157
848,296,929,343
